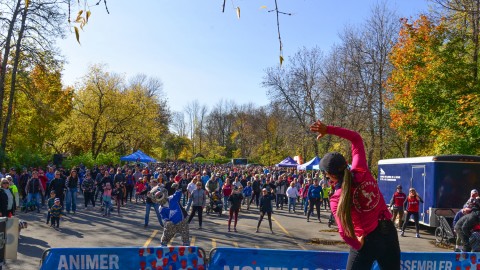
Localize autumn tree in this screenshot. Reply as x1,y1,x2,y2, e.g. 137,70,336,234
3,56,72,165
0,0,66,159
55,64,169,159
387,15,479,155
433,0,480,81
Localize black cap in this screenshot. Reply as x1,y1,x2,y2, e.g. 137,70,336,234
320,152,347,175
397,185,402,189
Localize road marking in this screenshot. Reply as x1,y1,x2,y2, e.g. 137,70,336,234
191,236,196,246
273,214,308,250
212,239,217,248
233,242,239,247
273,218,291,237
297,244,307,250
143,230,158,247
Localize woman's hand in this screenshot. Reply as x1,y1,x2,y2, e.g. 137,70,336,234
310,120,327,140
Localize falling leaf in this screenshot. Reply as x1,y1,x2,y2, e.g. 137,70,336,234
77,10,83,16
74,26,80,44
236,7,240,19
280,55,284,66
260,5,267,9
86,11,91,23
25,0,29,8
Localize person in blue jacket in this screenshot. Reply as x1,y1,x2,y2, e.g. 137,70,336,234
307,178,323,222
242,181,253,210
157,183,190,246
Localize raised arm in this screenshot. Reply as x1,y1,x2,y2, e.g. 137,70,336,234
310,120,368,171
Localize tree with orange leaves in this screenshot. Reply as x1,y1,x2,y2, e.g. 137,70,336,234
387,15,480,156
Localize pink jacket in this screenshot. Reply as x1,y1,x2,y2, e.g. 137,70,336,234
328,126,391,250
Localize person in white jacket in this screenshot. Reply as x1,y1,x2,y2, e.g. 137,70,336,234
286,182,300,213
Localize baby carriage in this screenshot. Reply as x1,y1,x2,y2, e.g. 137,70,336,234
206,192,223,216
434,209,456,247
22,199,37,212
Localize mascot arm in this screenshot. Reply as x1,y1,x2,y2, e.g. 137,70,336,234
172,190,182,203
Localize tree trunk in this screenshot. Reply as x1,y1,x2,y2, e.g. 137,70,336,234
1,2,27,152
91,121,98,158
0,0,22,151
472,1,479,82
404,140,410,158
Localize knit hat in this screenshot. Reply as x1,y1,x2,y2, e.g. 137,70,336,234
472,189,478,195
54,198,60,202
320,152,347,175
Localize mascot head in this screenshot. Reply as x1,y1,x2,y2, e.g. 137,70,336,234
149,185,168,205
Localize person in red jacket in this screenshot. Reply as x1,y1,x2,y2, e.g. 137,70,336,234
390,185,407,230
400,187,424,238
38,170,48,206
310,120,400,270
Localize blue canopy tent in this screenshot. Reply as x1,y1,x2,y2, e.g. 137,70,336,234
276,156,298,167
297,156,321,170
120,150,157,163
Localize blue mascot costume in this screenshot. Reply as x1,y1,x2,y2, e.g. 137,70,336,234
151,183,190,246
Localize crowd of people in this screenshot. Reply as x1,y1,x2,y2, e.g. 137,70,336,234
0,161,336,231
4,120,476,269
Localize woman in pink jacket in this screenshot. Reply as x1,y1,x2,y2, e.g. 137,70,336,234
310,120,400,270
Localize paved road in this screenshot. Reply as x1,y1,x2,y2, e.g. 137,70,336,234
5,196,449,270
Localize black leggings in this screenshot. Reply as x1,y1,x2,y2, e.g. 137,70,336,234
308,198,321,220
257,211,272,230
402,211,420,233
228,208,239,228
126,186,134,202
250,191,260,206
51,216,60,227
346,220,400,270
188,206,203,227
84,191,95,207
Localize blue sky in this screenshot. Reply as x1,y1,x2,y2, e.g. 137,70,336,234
57,0,430,113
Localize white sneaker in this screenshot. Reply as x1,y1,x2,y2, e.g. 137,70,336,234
400,231,405,237
416,233,420,238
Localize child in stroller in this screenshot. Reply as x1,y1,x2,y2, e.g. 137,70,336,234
206,192,223,216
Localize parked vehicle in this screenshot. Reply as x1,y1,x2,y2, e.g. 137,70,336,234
377,155,480,227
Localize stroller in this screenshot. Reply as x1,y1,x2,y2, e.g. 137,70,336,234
206,192,223,216
22,199,37,213
434,209,456,247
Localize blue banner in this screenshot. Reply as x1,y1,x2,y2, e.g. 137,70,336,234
209,248,349,270
209,248,480,270
41,246,205,270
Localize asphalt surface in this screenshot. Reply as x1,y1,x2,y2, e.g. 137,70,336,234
5,195,449,270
